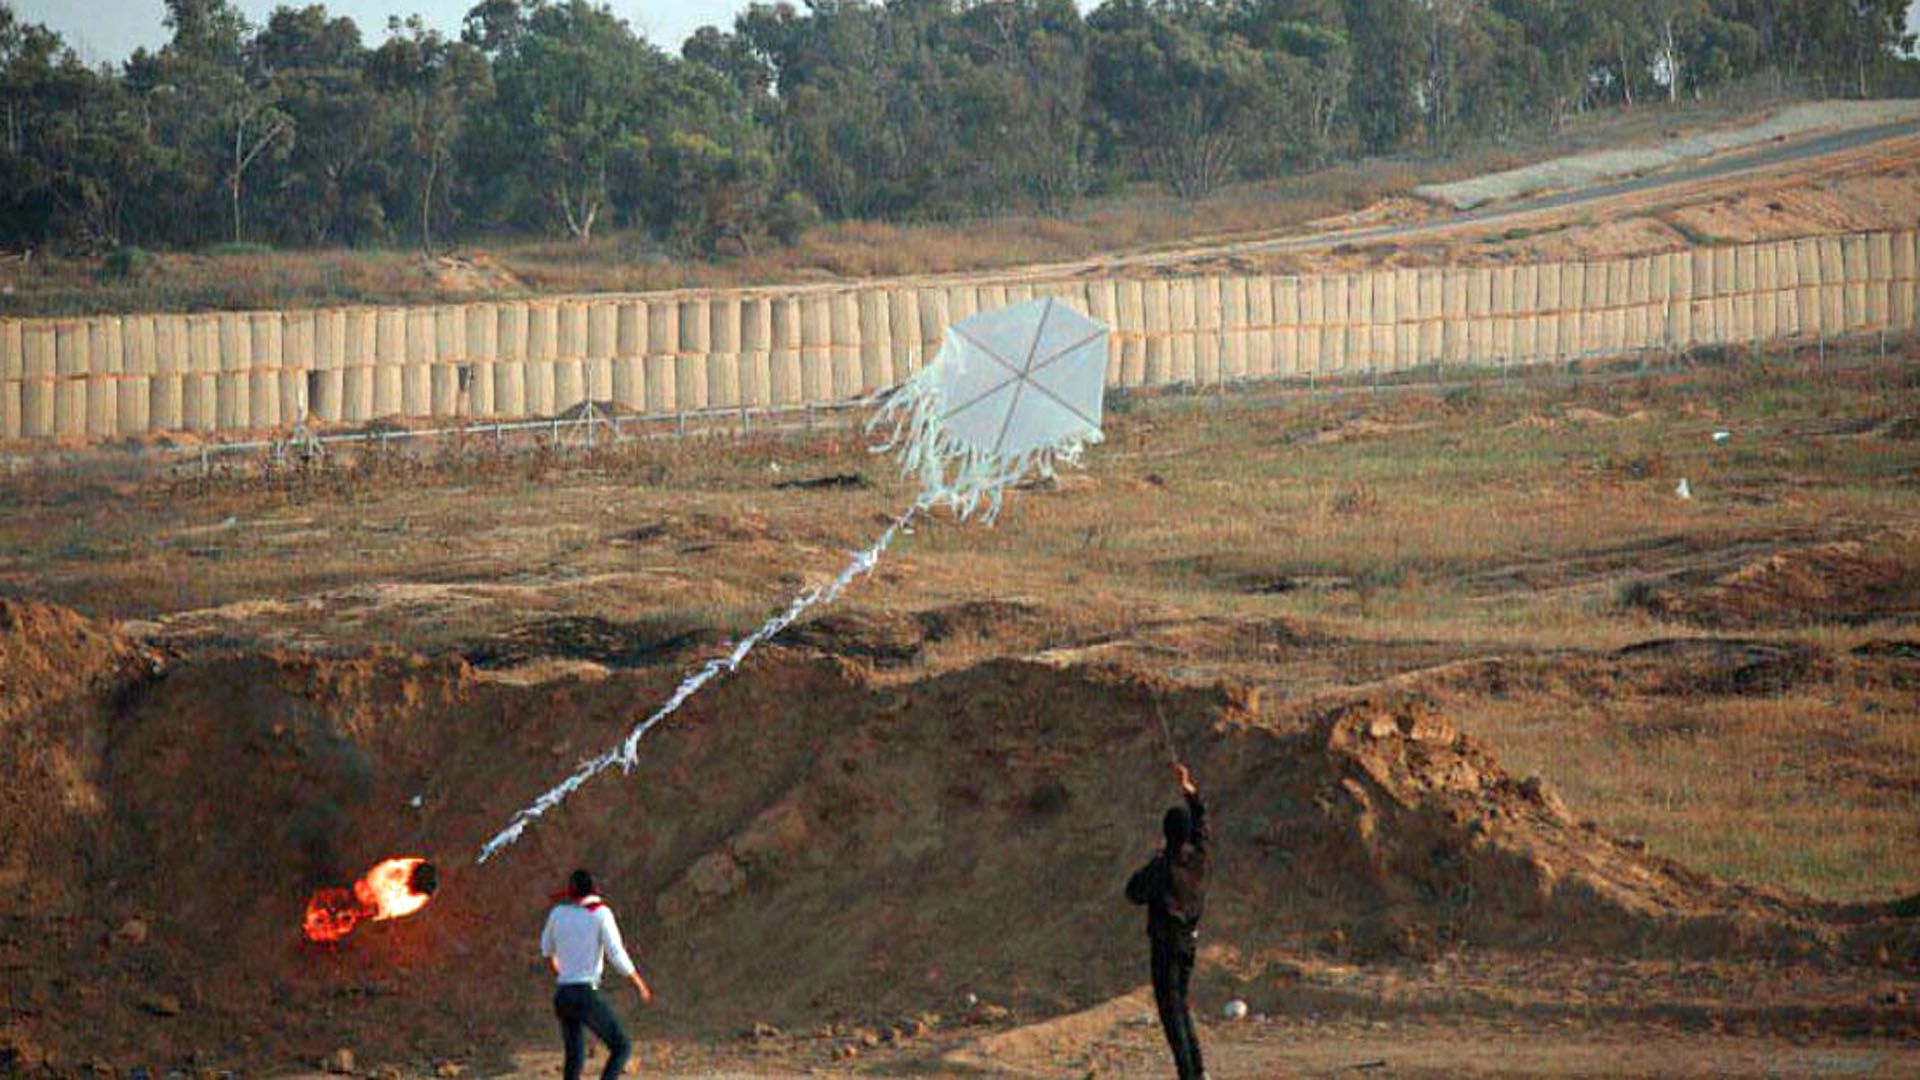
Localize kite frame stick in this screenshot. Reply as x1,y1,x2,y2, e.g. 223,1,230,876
1153,696,1181,769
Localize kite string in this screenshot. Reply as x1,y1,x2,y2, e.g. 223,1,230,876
476,498,926,864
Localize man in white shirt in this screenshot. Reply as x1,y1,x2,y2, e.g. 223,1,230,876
540,869,653,1080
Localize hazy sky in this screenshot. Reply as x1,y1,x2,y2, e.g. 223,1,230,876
15,0,1920,68
12,0,750,63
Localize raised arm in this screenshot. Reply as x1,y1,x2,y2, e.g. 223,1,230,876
1176,764,1207,852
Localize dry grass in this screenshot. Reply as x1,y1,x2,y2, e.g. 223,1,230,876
0,343,1914,901
0,86,1816,318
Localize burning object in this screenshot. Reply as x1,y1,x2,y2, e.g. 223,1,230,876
303,857,438,943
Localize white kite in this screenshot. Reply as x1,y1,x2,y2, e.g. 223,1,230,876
478,297,1107,862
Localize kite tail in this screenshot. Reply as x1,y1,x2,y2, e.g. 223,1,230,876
867,339,1101,523
476,502,921,864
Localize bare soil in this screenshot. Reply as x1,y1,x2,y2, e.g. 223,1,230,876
1,342,1917,1078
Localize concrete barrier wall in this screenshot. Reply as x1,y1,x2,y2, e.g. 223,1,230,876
3,229,1917,440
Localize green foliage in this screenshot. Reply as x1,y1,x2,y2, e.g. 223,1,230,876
100,246,157,281
0,0,1913,254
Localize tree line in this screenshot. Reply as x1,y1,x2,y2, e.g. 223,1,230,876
1,0,1913,256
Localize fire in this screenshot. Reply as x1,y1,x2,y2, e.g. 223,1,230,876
303,857,438,944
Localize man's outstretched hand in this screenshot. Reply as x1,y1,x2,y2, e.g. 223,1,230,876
631,972,654,1005
1174,763,1198,798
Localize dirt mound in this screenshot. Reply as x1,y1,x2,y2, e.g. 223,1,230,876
426,253,522,294
462,615,724,671
1623,536,1920,629
0,599,157,905
1,601,1913,1077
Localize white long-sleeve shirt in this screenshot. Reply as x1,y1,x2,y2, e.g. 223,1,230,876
540,896,637,988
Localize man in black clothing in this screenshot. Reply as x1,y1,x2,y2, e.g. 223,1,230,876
1126,762,1210,1080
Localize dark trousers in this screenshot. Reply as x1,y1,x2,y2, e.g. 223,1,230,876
1150,937,1204,1080
554,983,631,1080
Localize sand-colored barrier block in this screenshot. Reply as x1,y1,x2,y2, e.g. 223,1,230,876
215,369,249,432
466,360,494,417
496,301,529,362
0,320,19,435
553,358,585,412
1190,277,1222,383
244,313,280,429
1755,279,1779,341
1511,308,1537,362
1218,276,1248,379
373,308,404,367
466,304,498,362
828,292,860,400
1437,270,1464,364
946,283,978,325
125,316,168,431
22,324,56,437
431,361,462,417
1411,270,1438,362
1167,278,1198,382
1244,276,1274,377
339,309,373,422
1816,236,1845,330
180,318,219,432
1710,246,1735,299
1865,232,1894,326
372,358,403,419
586,301,616,362
856,290,891,393
214,317,257,430
767,296,801,407
916,287,949,362
1082,278,1121,382
83,318,119,438
402,310,434,417
152,319,188,430
797,294,831,403
529,302,560,362
1733,243,1757,298
887,289,920,379
1892,231,1918,330
526,349,558,416
706,297,740,408
490,360,524,417
637,299,674,412
1271,277,1299,375
668,297,705,411
1142,279,1172,385
1688,249,1713,303
284,311,315,384
613,298,643,358
1113,279,1145,385
1790,243,1818,336
557,302,588,361
738,296,772,407
611,300,644,410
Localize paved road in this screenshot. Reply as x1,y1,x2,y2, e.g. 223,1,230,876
1061,117,1920,274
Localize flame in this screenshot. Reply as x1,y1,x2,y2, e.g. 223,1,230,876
356,858,433,921
303,857,436,944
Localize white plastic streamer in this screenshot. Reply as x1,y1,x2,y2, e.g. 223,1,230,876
866,337,1100,523
476,501,921,863
476,303,1105,864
